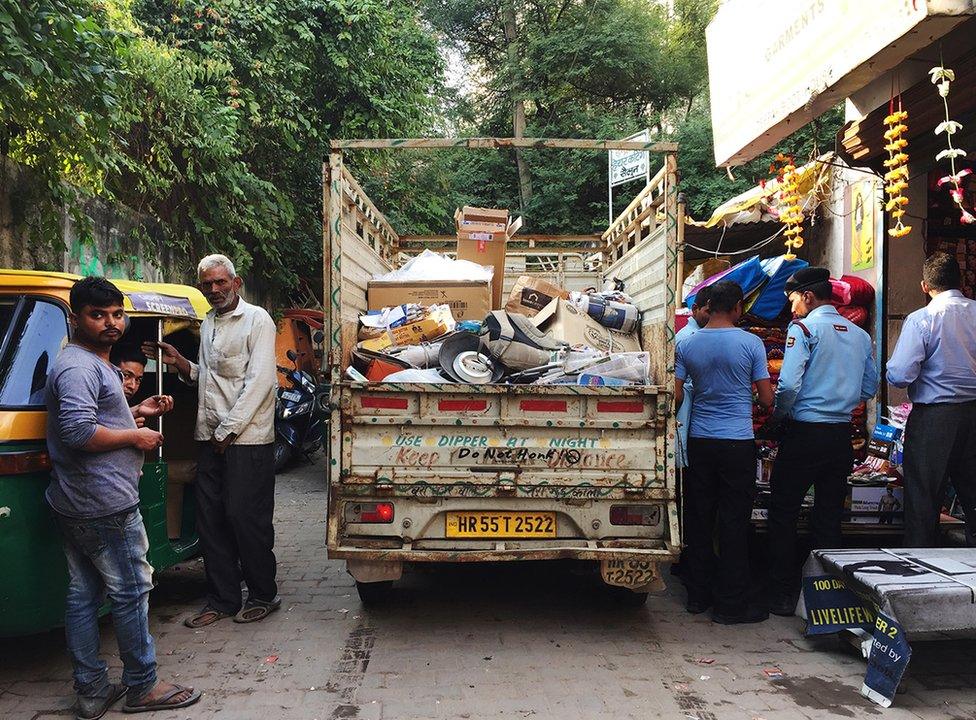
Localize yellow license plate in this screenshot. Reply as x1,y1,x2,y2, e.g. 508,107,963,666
445,512,556,538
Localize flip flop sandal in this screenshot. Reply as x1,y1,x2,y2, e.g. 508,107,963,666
183,606,232,628
123,684,201,714
76,682,127,720
233,596,282,623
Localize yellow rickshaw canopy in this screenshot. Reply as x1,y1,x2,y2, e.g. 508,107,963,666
0,270,210,320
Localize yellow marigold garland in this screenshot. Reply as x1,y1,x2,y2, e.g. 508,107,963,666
883,107,912,238
778,158,805,260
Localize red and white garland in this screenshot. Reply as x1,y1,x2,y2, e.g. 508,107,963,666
930,66,974,225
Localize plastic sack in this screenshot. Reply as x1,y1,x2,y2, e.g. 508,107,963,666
373,249,493,283
582,352,651,384
747,256,809,320
684,255,768,308
383,368,452,383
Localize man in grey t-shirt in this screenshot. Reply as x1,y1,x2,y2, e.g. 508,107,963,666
47,277,200,717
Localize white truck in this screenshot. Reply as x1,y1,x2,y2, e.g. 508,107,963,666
322,138,681,604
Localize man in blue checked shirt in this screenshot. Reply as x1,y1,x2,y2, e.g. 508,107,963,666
760,267,878,616
887,252,976,548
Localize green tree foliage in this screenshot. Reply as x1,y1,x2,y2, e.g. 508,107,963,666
0,1,125,237
362,0,718,236
1,0,442,297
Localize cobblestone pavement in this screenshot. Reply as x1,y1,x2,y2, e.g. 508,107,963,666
2,459,975,720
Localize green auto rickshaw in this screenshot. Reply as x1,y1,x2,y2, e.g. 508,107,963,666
0,270,209,636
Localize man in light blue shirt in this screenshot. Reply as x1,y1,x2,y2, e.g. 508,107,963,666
887,252,976,547
675,280,773,625
760,267,878,615
675,285,713,469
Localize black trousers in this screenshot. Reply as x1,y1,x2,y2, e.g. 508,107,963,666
767,421,852,597
684,438,757,613
903,401,976,547
195,442,278,613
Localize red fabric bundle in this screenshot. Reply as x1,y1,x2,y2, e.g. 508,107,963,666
837,304,869,328
830,278,852,306
841,274,875,307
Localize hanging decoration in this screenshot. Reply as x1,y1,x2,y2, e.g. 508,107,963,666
883,100,911,239
930,66,973,225
771,153,805,259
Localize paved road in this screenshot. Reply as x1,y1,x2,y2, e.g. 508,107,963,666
2,459,974,720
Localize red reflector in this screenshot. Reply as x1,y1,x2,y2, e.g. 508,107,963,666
0,450,51,475
358,502,395,523
597,401,644,414
361,396,408,410
610,505,655,526
520,400,567,413
438,399,488,412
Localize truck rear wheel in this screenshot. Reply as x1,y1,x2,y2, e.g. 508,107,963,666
356,580,394,605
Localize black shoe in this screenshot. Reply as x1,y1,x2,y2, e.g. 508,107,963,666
711,605,769,625
769,596,797,617
685,597,711,614
75,683,127,720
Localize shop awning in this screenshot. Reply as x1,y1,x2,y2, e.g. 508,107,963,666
688,155,833,229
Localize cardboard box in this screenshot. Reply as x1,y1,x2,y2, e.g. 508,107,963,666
457,237,507,310
532,298,641,353
505,275,570,317
368,279,491,322
360,313,453,352
455,206,509,236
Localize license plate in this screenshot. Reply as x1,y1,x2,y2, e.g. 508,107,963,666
445,512,556,538
281,390,302,402
601,559,659,589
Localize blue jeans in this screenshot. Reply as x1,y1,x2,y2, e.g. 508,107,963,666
57,508,157,700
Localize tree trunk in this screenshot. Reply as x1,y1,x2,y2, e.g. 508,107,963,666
502,0,532,210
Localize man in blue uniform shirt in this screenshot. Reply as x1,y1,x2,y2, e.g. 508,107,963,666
762,267,878,616
675,285,713,469
676,280,773,624
887,252,976,547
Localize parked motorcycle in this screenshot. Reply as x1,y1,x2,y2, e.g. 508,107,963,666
274,349,325,472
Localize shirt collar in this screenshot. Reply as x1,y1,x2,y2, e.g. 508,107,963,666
806,304,840,319
932,289,965,303
685,316,700,331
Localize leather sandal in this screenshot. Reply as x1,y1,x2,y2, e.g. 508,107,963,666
183,605,232,628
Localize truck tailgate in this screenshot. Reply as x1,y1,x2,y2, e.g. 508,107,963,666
339,383,671,500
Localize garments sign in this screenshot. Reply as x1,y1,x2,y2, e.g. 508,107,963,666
849,180,876,271
861,612,912,708
609,130,650,187
126,292,196,318
801,575,876,636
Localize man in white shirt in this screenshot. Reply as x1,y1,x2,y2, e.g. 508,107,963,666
145,254,280,626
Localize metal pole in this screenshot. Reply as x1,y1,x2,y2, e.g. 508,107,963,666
156,319,164,462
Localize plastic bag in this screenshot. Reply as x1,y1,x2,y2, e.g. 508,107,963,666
383,368,453,383
373,249,493,283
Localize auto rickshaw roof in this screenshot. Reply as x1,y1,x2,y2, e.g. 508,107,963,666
0,270,211,320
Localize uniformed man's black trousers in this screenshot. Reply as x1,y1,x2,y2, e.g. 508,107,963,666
767,421,852,599
684,438,757,614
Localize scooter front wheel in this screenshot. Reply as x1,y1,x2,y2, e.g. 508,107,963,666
273,438,295,473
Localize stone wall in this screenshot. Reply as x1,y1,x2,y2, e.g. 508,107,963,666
0,157,192,283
